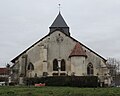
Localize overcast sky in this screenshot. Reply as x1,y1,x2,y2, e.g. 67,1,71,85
0,0,120,67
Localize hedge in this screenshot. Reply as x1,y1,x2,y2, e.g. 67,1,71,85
24,76,98,87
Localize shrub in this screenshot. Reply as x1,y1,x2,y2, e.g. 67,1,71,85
24,76,98,87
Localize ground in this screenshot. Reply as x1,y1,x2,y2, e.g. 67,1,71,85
0,86,120,96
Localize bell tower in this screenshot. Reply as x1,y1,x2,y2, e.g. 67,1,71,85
49,12,70,36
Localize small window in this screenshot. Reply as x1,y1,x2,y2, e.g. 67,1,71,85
28,62,34,70
53,59,58,71
60,73,66,76
87,63,94,75
53,73,58,76
61,59,66,71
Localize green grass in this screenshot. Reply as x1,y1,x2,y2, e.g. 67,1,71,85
0,86,120,96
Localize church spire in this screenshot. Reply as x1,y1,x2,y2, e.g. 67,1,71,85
49,11,70,36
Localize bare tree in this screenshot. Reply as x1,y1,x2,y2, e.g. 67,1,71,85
107,58,120,74
107,58,120,86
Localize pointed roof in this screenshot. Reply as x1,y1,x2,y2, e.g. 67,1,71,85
50,12,69,28
69,42,87,57
49,12,70,36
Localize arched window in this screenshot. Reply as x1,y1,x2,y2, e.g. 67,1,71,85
53,59,58,71
28,62,34,70
87,63,94,75
61,59,66,71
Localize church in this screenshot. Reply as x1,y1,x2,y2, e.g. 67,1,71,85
10,12,111,86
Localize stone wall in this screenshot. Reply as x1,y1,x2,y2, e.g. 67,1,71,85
12,30,109,84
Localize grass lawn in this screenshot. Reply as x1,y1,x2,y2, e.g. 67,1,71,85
0,86,120,96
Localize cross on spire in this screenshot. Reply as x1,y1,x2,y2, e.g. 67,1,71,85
58,4,61,13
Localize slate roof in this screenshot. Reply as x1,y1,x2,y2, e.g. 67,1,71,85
49,12,70,36
50,12,69,28
69,42,87,57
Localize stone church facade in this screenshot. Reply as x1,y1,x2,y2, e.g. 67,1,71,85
11,12,111,86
